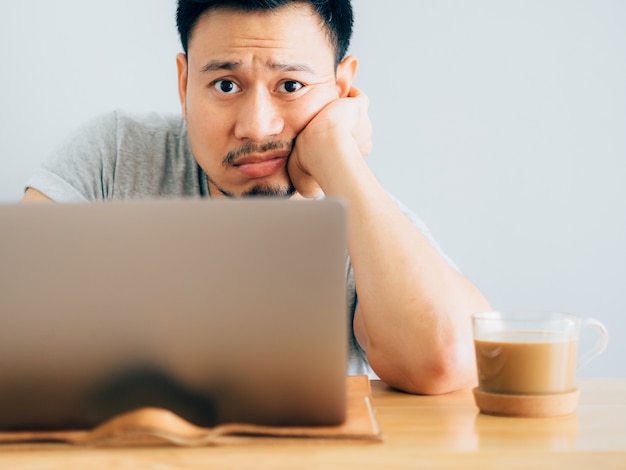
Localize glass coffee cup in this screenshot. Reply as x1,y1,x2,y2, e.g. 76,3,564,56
471,311,608,417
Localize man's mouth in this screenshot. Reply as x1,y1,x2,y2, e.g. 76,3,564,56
232,153,289,179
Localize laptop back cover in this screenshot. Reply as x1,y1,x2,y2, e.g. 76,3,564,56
0,198,347,431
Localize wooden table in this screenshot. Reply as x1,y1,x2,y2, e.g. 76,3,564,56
0,378,624,469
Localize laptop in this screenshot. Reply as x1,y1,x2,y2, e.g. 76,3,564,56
0,198,348,431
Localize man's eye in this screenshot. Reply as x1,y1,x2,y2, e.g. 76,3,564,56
213,80,240,94
278,80,304,93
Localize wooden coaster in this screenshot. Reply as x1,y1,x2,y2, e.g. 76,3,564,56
473,388,580,418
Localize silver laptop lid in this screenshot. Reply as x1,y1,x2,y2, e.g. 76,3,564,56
0,198,347,430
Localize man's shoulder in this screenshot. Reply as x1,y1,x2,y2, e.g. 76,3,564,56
29,110,198,201
67,110,186,147
108,109,186,136
105,110,194,173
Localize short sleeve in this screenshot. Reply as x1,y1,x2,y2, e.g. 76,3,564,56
25,112,119,202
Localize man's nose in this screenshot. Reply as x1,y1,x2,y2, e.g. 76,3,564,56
234,88,284,142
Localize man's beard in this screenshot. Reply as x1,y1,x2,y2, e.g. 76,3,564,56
208,139,296,198
241,182,296,198
207,175,296,198
222,140,291,166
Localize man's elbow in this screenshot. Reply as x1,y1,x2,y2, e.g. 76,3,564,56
407,353,476,395
372,343,477,396
21,188,54,203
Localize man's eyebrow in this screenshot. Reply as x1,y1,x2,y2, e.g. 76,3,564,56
268,62,315,73
200,60,315,74
200,60,241,73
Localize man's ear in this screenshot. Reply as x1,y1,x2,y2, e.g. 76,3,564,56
336,55,358,97
176,53,188,119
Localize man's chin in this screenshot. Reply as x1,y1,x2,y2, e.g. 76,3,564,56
241,182,296,198
206,174,295,198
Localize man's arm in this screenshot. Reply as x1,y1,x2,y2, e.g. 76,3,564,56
289,89,491,395
21,188,53,202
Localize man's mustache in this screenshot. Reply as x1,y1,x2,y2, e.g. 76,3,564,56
222,141,293,166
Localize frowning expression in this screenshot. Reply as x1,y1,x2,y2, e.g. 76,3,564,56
177,4,343,198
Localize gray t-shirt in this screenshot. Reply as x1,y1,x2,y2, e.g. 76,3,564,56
26,110,456,379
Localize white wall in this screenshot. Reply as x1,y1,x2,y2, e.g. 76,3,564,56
0,0,181,198
349,0,625,377
1,1,624,377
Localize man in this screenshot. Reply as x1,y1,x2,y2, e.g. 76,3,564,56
22,0,491,394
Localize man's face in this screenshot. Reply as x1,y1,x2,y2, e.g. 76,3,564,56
177,4,345,198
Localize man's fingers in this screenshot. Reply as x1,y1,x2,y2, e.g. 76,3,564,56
287,148,323,199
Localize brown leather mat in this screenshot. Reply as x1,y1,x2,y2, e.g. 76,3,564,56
0,375,383,447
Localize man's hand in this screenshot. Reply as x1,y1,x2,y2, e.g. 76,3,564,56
288,86,372,198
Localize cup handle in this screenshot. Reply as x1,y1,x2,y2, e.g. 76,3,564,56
577,318,609,370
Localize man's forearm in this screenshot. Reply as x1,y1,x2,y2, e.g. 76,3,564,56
312,136,491,394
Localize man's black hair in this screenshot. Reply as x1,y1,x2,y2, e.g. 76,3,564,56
176,0,353,66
